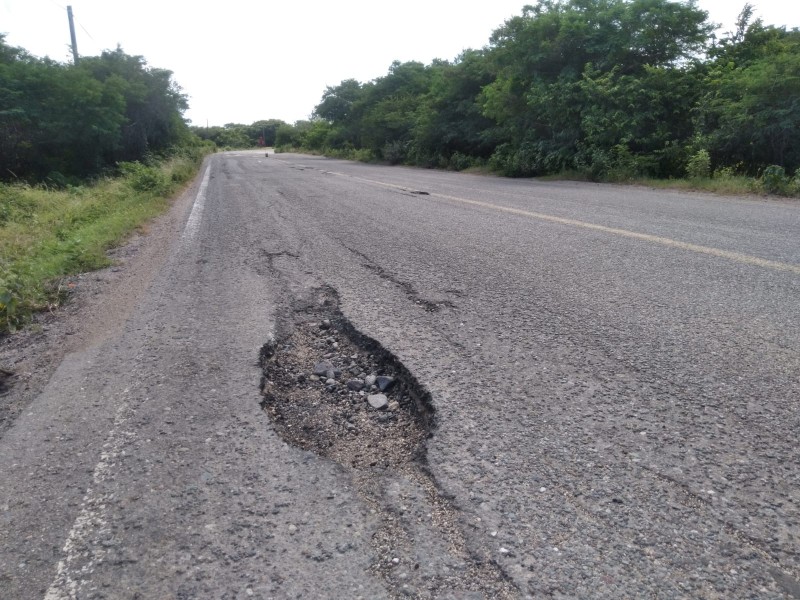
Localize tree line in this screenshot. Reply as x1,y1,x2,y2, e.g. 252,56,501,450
190,120,286,150
0,34,201,184
276,0,800,184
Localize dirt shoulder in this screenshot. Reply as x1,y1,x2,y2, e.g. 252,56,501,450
0,161,207,439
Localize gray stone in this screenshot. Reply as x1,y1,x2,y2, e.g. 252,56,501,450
347,378,365,391
320,319,331,330
313,361,333,376
367,394,389,410
364,375,377,387
376,376,396,392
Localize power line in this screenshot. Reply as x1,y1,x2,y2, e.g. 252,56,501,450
78,20,95,42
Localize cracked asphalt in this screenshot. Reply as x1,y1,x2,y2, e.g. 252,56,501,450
1,149,799,598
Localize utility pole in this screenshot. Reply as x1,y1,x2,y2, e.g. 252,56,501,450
67,6,79,65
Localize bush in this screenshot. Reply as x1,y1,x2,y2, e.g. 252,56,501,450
604,144,642,181
686,149,711,179
713,165,737,179
352,148,375,163
488,143,538,177
761,165,789,195
448,152,474,171
791,171,800,196
382,141,409,165
118,161,169,194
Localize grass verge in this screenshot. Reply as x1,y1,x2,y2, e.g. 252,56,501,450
0,150,209,333
540,171,799,197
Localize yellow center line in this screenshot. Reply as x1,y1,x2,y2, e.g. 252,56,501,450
328,171,800,275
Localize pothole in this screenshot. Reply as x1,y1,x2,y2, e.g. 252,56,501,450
259,287,517,599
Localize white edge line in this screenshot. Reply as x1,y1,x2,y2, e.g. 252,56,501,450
181,165,211,242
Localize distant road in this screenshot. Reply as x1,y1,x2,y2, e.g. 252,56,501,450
1,150,798,599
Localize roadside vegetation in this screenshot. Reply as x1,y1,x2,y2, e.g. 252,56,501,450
0,35,212,332
190,120,286,151
274,0,800,198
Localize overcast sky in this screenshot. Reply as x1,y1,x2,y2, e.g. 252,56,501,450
2,0,798,127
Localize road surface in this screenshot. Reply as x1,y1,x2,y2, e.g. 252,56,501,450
1,150,799,598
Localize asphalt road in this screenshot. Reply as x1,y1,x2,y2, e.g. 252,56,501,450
1,150,799,599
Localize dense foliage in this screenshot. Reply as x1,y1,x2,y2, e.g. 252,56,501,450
191,119,287,150
0,35,195,183
277,0,800,185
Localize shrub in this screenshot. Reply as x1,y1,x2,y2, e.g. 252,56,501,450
761,165,789,195
352,148,375,163
686,149,711,179
448,152,474,171
604,145,640,182
713,165,737,179
791,171,800,196
488,143,538,177
118,161,169,194
382,141,408,165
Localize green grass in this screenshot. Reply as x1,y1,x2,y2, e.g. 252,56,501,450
539,170,800,197
633,175,764,195
0,151,208,333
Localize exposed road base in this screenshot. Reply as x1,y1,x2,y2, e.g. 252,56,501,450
259,287,517,599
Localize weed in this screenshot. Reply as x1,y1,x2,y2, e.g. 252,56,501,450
0,263,34,332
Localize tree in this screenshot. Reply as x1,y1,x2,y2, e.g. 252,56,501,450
481,0,713,175
412,51,498,165
0,37,192,180
80,48,189,161
699,16,800,172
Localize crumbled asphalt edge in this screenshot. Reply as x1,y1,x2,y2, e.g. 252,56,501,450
259,287,518,599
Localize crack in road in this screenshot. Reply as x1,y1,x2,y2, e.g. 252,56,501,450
259,287,516,599
341,244,458,313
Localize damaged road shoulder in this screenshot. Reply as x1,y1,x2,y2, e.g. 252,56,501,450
259,287,517,599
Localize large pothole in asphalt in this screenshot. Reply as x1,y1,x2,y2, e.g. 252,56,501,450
260,290,433,472
259,287,516,599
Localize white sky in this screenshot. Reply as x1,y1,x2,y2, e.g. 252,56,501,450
2,0,798,127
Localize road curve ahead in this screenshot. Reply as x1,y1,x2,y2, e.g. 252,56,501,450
1,150,799,599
